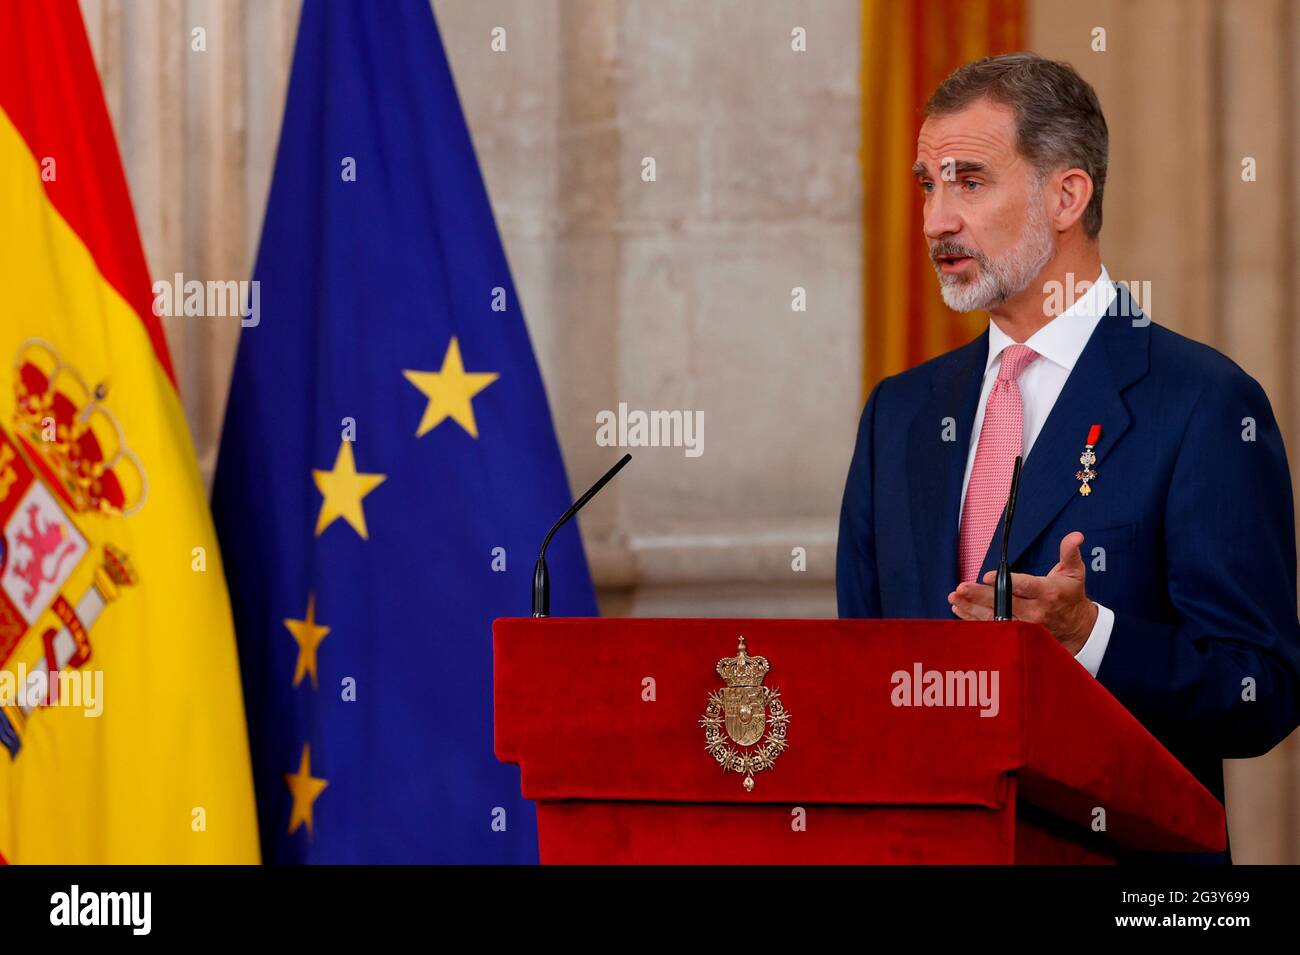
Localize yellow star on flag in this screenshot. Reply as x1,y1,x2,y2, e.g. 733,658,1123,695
284,593,330,689
402,336,499,438
312,440,386,539
285,743,328,838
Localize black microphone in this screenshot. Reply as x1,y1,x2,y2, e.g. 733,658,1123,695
532,453,632,617
994,455,1024,621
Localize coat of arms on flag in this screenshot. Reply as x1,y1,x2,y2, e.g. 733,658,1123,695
0,0,258,862
0,339,138,755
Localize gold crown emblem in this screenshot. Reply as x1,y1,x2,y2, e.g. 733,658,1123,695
716,636,770,687
12,339,147,517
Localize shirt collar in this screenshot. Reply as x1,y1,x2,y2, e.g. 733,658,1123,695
985,265,1116,375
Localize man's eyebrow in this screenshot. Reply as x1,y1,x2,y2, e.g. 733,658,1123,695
911,159,988,178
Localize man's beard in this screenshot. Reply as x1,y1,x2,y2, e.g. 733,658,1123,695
929,192,1055,313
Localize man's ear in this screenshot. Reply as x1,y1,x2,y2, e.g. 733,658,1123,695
1050,168,1094,233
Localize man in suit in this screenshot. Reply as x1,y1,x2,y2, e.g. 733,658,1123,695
836,52,1300,862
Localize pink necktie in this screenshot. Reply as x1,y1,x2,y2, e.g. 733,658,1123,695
958,344,1040,583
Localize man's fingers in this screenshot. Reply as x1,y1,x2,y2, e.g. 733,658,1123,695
1054,531,1087,578
975,572,1046,598
954,582,994,608
949,583,994,622
1009,573,1049,598
949,590,995,621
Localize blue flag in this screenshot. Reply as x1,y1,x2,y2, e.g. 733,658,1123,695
211,0,596,863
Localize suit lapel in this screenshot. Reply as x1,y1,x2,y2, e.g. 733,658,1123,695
977,283,1151,576
907,331,988,616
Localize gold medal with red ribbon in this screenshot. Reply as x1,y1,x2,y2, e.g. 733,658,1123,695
1075,424,1101,495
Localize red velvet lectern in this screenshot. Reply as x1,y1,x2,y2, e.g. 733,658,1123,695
494,618,1227,864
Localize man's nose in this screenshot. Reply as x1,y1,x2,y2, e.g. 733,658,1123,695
922,188,962,241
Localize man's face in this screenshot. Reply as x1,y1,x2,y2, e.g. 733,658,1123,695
913,98,1055,312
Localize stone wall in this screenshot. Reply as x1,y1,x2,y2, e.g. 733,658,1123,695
435,0,864,616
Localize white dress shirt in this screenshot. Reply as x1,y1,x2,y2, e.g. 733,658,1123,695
958,266,1117,677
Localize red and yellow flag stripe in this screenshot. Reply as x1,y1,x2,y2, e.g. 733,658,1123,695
0,0,257,863
0,0,174,385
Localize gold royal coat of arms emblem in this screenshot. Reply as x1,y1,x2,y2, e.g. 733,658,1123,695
700,636,790,791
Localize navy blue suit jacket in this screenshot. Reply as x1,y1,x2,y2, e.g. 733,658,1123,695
836,285,1300,862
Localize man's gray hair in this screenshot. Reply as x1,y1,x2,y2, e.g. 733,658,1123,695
925,52,1108,239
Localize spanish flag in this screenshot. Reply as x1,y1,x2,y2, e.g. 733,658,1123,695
0,1,258,862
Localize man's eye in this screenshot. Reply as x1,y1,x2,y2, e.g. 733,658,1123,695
962,179,981,191
920,181,934,194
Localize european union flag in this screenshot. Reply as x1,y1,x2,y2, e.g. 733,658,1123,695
211,0,596,863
